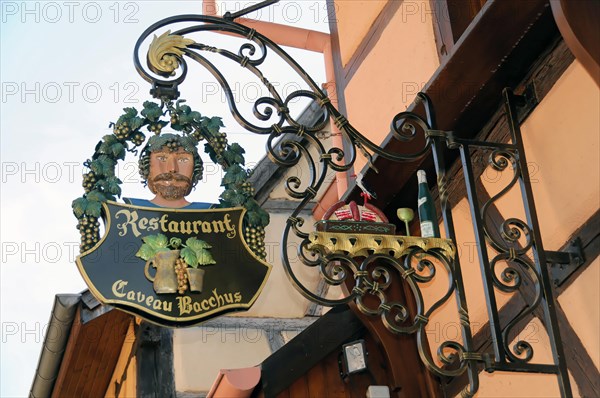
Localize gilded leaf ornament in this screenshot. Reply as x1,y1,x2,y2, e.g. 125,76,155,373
147,30,195,76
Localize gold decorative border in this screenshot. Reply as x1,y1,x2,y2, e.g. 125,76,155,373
307,231,456,260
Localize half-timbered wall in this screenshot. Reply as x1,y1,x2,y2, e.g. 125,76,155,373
329,0,599,396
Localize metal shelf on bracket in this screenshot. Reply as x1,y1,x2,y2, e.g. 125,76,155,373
546,238,585,287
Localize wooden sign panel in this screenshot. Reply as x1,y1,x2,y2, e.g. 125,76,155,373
76,201,271,327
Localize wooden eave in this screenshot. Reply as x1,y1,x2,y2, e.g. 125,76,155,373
49,292,132,398
257,305,365,397
342,0,562,213
30,294,80,398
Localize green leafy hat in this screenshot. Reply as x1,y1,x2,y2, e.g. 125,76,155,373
138,133,204,188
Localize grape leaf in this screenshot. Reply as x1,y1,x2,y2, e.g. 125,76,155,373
122,107,138,118
115,108,137,126
180,247,198,268
179,104,191,114
142,234,169,251
259,208,270,226
246,211,262,226
244,197,260,210
85,201,102,217
135,244,156,261
94,139,103,155
95,179,108,191
223,148,245,165
128,116,145,131
89,159,104,176
178,111,198,125
218,199,232,208
106,176,122,196
222,164,246,186
149,135,169,151
86,190,106,202
97,135,117,155
220,189,246,206
72,197,88,218
186,237,212,250
230,142,244,153
111,142,126,160
170,121,184,131
207,117,224,134
90,155,116,177
196,248,216,265
141,101,163,121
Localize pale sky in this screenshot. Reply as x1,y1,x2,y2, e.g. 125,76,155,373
0,1,328,396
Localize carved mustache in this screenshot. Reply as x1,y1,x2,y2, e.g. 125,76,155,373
152,173,192,184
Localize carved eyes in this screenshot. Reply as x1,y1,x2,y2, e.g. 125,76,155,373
156,154,191,163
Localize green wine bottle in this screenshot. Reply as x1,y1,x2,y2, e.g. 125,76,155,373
417,170,440,238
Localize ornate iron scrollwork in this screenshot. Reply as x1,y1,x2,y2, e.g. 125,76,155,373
130,6,571,397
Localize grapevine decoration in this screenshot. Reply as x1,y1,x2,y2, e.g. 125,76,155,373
72,100,270,258
135,234,216,294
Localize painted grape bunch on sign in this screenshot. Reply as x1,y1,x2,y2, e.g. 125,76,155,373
136,234,216,295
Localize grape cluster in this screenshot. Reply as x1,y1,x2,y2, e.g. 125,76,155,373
190,129,205,142
209,132,228,155
82,172,97,193
131,131,146,146
241,182,255,196
170,114,178,125
245,225,266,259
165,137,181,152
149,124,163,135
113,122,131,140
77,216,100,252
175,257,189,294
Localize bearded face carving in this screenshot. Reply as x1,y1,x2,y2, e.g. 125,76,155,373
147,147,194,204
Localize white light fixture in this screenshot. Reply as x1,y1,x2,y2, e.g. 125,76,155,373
342,340,368,374
366,385,391,398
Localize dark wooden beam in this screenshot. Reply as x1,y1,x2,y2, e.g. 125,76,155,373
136,322,176,398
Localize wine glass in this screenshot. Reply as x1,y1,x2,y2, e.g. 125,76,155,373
397,208,414,236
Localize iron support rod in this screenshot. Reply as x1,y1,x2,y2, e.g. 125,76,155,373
225,0,280,20
423,93,480,396
490,362,560,374
459,144,506,363
504,89,572,397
